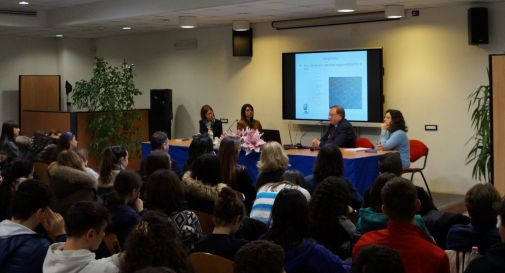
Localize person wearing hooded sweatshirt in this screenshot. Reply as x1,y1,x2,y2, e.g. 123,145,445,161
0,180,66,273
43,201,119,273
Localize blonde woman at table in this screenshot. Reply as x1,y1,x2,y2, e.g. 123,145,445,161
237,104,262,131
376,109,410,170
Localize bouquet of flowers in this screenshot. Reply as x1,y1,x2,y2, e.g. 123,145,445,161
221,128,266,155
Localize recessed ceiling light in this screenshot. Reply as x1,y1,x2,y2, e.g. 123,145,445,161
19,1,29,5
335,0,356,13
179,16,197,28
385,5,404,19
122,26,132,30
55,34,63,37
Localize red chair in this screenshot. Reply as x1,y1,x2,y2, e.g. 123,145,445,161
355,137,374,148
403,139,431,199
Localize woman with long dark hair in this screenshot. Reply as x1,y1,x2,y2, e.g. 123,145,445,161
0,121,20,173
265,189,350,273
377,109,410,169
218,136,255,212
183,134,213,172
237,104,262,131
98,146,128,195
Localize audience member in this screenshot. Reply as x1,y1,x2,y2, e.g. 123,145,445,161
0,120,20,173
0,159,34,220
311,105,356,148
256,141,289,190
48,150,97,216
16,135,35,163
446,183,502,253
148,131,181,177
75,149,99,179
184,134,213,172
43,201,119,273
237,103,262,131
104,170,143,247
353,177,449,273
38,131,76,163
0,180,66,273
120,211,192,273
250,179,310,224
309,176,355,259
234,240,285,273
98,146,128,196
351,245,405,273
304,143,362,209
145,169,202,250
464,198,505,273
265,189,350,273
144,150,171,178
194,187,248,260
199,104,223,138
281,169,307,189
355,173,431,238
218,136,256,212
377,109,410,169
182,153,227,213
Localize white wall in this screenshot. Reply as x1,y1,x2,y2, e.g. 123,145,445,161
1,2,504,194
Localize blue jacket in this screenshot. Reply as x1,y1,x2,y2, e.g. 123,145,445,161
0,220,65,273
284,239,350,273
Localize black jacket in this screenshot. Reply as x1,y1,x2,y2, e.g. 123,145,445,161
199,119,223,138
319,118,356,148
464,242,505,273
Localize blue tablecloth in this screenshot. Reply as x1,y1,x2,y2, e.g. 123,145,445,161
142,143,380,194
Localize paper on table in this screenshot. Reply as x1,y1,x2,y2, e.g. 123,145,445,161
344,147,371,152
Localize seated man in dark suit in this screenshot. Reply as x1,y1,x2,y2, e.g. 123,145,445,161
311,105,356,148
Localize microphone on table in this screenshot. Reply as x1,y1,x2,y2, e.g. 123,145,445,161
296,132,307,148
226,119,239,132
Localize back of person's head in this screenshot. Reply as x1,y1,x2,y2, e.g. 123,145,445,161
190,153,222,185
218,136,240,185
465,183,502,228
10,180,52,220
121,211,191,273
106,170,143,208
150,131,168,151
258,141,288,173
281,169,307,189
99,145,127,184
351,245,405,273
385,109,408,132
378,153,403,176
1,120,19,142
75,148,90,163
234,240,285,273
213,187,245,227
56,132,71,150
56,149,84,171
145,150,171,178
369,173,397,212
313,143,344,182
186,134,213,170
15,135,30,148
266,188,309,248
309,176,351,253
381,177,418,221
4,159,33,183
145,170,184,214
64,201,110,239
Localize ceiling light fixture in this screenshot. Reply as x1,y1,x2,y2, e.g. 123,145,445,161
232,20,250,31
272,12,393,30
56,34,63,37
385,5,404,19
122,26,132,30
18,1,29,5
179,16,197,29
335,0,356,13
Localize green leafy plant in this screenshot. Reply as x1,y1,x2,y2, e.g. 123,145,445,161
72,57,142,156
466,73,491,182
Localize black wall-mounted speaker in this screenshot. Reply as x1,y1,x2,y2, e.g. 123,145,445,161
149,89,172,139
233,29,253,57
468,7,488,45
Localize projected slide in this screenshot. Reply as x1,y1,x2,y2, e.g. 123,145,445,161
295,51,368,121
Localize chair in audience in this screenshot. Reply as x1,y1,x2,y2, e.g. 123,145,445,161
403,139,431,199
355,137,374,148
33,161,50,183
189,252,234,273
193,210,214,235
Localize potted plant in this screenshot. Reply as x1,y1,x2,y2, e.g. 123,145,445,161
466,73,491,182
72,57,143,156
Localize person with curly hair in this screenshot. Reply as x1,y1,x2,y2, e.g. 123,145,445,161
194,187,248,260
309,176,355,259
265,189,350,273
377,109,410,169
255,141,289,190
145,169,202,250
120,211,192,273
234,240,285,273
